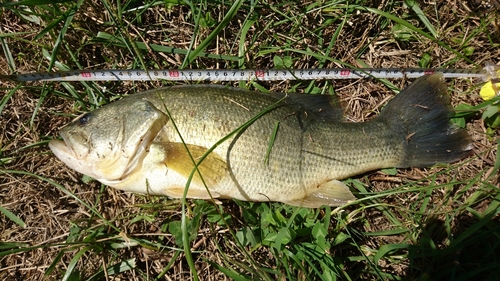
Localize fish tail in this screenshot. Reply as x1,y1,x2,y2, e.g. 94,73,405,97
378,73,472,167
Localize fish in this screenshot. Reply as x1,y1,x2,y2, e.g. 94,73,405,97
49,73,472,208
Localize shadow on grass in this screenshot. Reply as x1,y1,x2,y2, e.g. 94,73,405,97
406,201,500,281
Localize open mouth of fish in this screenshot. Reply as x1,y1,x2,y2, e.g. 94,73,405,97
49,136,95,178
48,128,156,181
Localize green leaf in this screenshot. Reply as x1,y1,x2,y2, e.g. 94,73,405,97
283,56,293,68
381,168,398,176
273,56,284,68
463,46,475,56
129,214,155,225
271,227,294,250
236,227,258,247
418,52,432,68
482,105,499,119
312,222,327,240
332,233,350,246
199,12,217,28
81,174,95,184
391,23,415,41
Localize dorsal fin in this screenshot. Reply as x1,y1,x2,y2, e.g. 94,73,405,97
271,92,343,121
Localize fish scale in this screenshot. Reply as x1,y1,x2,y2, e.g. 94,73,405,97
301,121,404,182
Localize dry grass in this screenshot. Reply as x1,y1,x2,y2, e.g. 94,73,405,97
1,0,499,280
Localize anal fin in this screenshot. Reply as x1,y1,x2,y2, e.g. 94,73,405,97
285,180,356,208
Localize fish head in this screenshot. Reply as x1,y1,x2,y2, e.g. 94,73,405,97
49,98,168,181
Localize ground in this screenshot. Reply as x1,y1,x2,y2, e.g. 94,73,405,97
0,0,499,280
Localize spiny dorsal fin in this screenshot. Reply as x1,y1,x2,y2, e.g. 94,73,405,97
160,142,228,188
284,180,356,208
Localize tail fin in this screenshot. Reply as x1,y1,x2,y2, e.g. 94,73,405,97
378,73,472,168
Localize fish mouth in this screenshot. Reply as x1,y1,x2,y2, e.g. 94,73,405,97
49,124,157,181
48,139,73,158
49,138,96,178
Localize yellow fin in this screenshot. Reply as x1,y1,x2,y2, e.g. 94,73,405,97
285,180,356,208
164,185,221,201
161,142,228,188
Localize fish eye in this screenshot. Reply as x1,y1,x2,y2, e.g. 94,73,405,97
79,113,91,125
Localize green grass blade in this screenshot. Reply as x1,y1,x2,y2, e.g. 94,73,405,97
93,31,239,61
0,205,25,227
1,169,120,232
182,0,244,66
373,243,409,265
204,259,253,281
0,242,29,250
0,30,16,72
87,258,136,280
349,4,476,65
61,246,92,281
404,0,438,37
44,0,84,71
450,198,500,247
264,121,280,165
0,85,20,116
0,0,73,7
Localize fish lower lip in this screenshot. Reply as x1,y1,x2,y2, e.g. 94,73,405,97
49,139,73,155
49,137,83,161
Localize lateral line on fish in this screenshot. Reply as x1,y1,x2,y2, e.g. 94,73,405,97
301,149,355,166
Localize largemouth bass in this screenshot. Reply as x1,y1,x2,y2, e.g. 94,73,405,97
49,73,471,208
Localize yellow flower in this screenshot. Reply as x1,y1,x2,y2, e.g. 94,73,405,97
480,69,500,101
480,80,498,101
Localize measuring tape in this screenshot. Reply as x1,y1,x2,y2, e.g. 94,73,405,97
2,66,499,100
0,67,490,82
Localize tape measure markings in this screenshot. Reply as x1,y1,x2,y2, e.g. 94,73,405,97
3,68,488,82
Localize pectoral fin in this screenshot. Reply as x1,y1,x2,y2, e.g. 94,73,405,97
285,180,356,208
161,142,228,188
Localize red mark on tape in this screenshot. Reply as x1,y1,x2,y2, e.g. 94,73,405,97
255,70,265,77
81,72,92,78
424,69,435,75
340,69,351,76
169,70,180,77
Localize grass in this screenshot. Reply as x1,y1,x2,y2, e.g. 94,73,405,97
1,0,499,280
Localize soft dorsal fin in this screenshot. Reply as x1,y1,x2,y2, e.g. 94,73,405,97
159,142,228,188
272,92,343,121
284,180,356,208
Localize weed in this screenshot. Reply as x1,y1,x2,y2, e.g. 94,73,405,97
0,0,499,280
